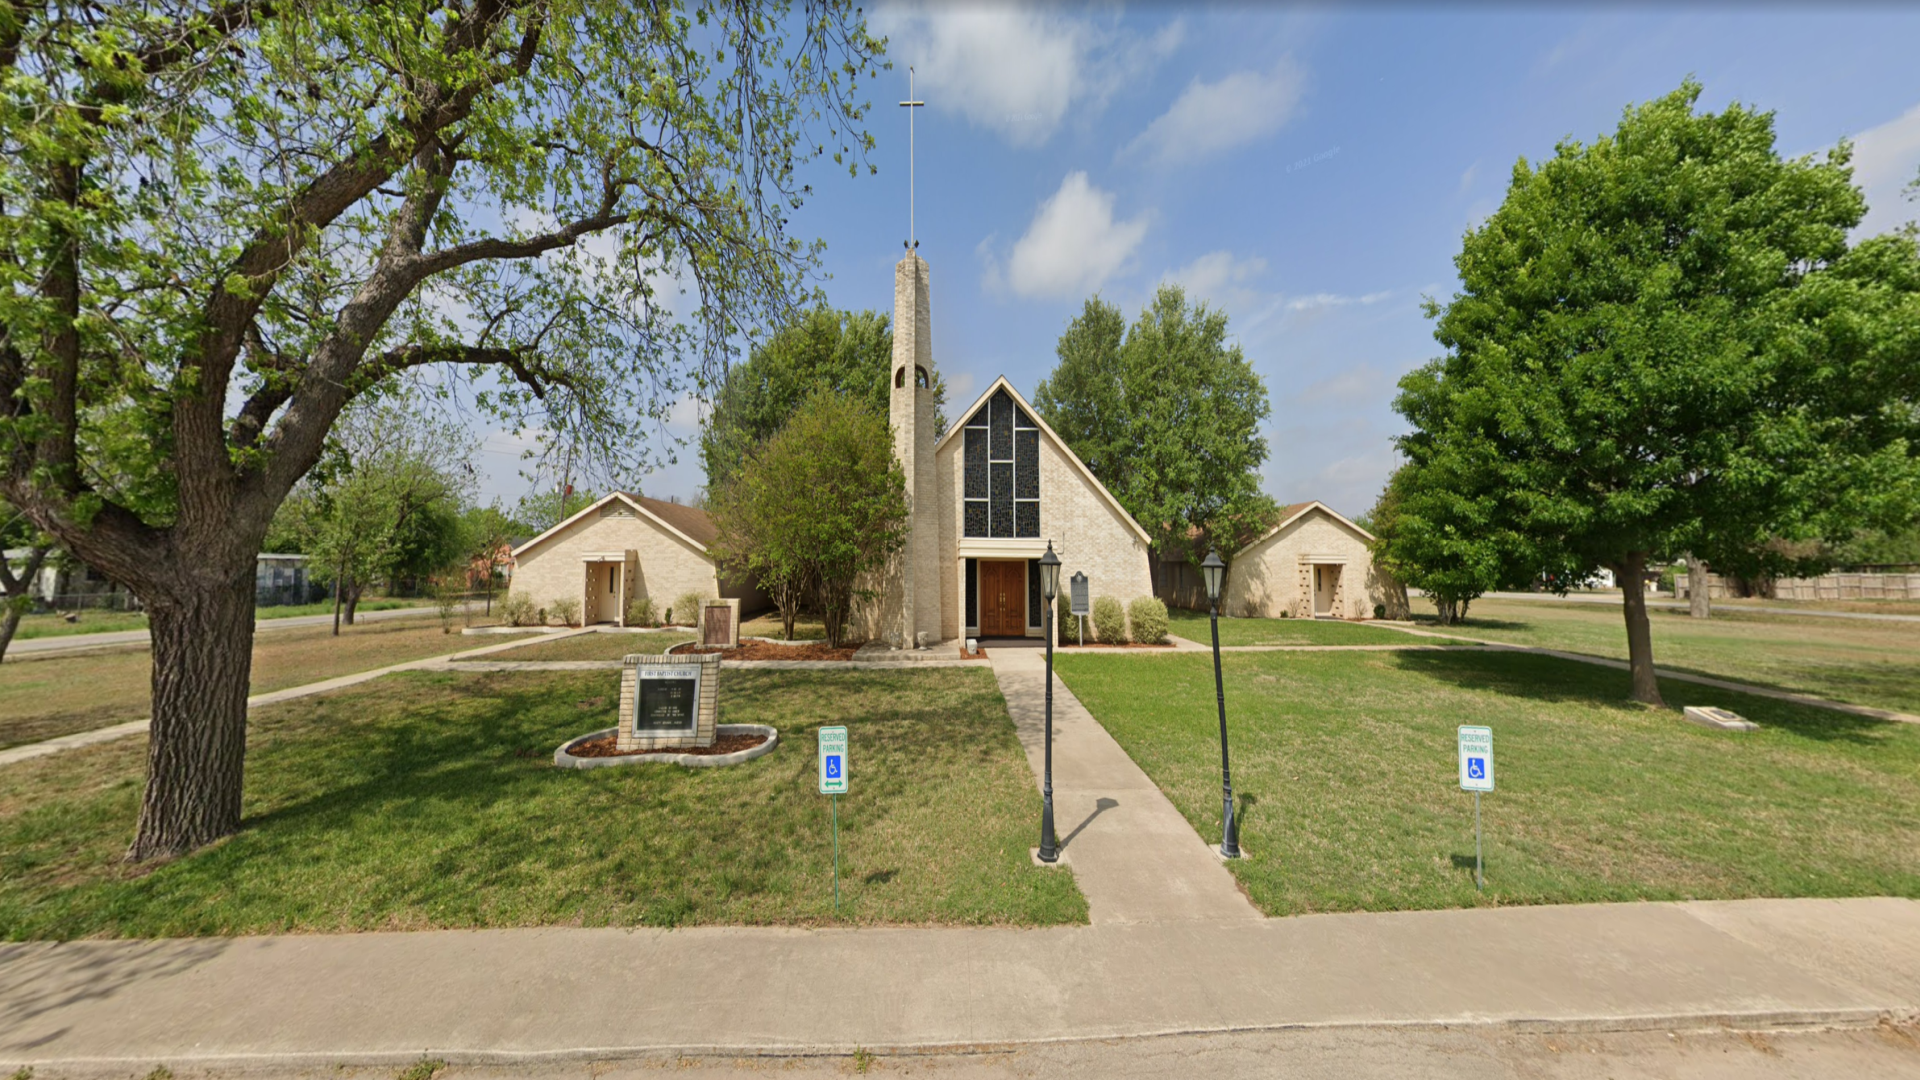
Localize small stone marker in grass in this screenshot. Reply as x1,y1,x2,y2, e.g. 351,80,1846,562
618,652,722,751
1683,705,1758,732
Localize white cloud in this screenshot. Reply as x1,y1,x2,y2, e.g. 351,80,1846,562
1286,290,1391,312
986,172,1150,299
1849,101,1920,238
875,5,1181,149
1159,250,1270,319
1297,366,1390,407
1125,57,1305,165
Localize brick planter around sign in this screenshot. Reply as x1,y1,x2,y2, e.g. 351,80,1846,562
553,723,779,770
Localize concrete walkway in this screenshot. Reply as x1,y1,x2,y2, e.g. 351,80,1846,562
7,604,440,659
0,630,578,768
3,897,1915,1067
986,644,1260,925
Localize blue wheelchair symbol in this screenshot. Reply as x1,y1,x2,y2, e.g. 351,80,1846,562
825,754,842,779
1466,756,1486,780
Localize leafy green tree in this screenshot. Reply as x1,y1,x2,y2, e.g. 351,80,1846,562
513,487,599,532
269,403,474,628
1365,462,1531,625
709,390,908,647
0,1,885,858
0,502,54,662
701,305,947,494
1402,82,1920,704
459,503,523,612
1034,287,1277,568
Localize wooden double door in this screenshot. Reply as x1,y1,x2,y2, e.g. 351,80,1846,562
979,559,1028,637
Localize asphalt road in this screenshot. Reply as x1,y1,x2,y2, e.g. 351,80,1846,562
6,603,439,659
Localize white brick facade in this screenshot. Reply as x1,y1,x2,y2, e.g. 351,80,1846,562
1180,503,1406,620
510,493,746,626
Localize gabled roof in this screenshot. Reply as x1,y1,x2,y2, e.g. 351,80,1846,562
510,491,715,560
1234,500,1375,557
934,375,1153,547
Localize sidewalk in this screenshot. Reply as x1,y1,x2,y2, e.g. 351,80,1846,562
988,645,1261,925
3,898,1915,1067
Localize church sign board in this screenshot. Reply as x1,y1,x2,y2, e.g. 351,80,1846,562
618,652,722,752
1070,571,1090,617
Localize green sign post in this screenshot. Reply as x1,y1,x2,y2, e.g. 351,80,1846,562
818,726,848,912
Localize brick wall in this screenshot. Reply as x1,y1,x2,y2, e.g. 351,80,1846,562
513,510,719,623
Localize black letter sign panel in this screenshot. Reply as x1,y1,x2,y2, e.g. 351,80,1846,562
962,389,1040,539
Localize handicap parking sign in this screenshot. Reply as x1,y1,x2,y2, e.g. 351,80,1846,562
1458,726,1494,792
818,726,849,795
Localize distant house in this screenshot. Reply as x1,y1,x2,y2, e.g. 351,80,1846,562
509,492,765,625
4,550,318,610
1161,501,1407,620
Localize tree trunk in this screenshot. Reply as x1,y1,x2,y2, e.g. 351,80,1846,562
0,544,52,663
1435,596,1456,626
1688,558,1710,619
343,579,363,624
1620,551,1664,706
127,572,257,861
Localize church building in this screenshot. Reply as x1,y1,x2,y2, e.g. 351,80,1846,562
869,249,1155,648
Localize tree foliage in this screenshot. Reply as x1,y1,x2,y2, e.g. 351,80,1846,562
700,305,946,495
708,390,907,647
1397,82,1920,702
1034,287,1276,567
0,0,886,858
1365,463,1528,625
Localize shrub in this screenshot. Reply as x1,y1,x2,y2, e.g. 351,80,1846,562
1091,595,1127,644
1055,593,1075,643
673,591,709,628
627,596,658,627
1373,603,1386,619
1127,596,1169,644
500,592,537,627
551,597,581,626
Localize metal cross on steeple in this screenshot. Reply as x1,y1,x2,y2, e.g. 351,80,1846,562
900,66,924,250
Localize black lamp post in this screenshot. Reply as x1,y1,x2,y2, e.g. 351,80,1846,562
1202,550,1240,859
1037,541,1063,863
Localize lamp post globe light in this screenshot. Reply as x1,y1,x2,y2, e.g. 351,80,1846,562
1037,541,1063,863
1201,550,1240,859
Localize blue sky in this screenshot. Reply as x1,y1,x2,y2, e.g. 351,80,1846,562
472,4,1920,519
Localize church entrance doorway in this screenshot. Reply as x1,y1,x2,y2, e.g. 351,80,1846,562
979,559,1027,637
1313,563,1341,618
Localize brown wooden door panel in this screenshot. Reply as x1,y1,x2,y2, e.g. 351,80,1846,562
981,560,1026,637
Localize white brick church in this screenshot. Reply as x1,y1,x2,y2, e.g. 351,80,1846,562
865,248,1155,648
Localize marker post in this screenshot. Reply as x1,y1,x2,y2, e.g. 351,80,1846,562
1457,725,1494,892
818,726,849,915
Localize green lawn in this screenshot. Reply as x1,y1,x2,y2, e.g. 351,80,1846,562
487,632,694,662
1055,649,1920,917
1417,598,1920,715
0,668,1085,937
1165,607,1425,647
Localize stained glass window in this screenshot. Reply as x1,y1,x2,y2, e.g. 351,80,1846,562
962,388,1042,539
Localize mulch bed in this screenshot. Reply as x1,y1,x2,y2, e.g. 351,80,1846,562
566,731,771,758
669,641,859,661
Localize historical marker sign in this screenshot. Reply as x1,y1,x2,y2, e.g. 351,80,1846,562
1458,725,1494,792
1069,571,1090,617
818,726,849,795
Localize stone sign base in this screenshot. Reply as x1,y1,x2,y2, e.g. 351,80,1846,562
617,652,722,751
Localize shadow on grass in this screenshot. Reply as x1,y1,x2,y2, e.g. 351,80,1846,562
1408,615,1531,632
1387,649,1902,746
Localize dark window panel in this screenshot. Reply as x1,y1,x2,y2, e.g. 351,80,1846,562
964,500,989,538
1015,500,1039,538
965,406,989,430
1015,429,1039,499
990,389,1013,460
1027,559,1042,627
965,558,978,628
1014,402,1037,429
990,462,1014,536
964,428,989,498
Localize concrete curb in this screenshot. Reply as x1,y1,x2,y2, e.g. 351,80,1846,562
12,1006,1908,1072
553,723,779,770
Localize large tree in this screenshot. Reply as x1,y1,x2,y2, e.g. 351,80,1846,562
700,304,946,495
1034,287,1277,568
1365,460,1533,626
708,389,907,647
0,501,52,661
0,1,884,858
1402,82,1920,704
